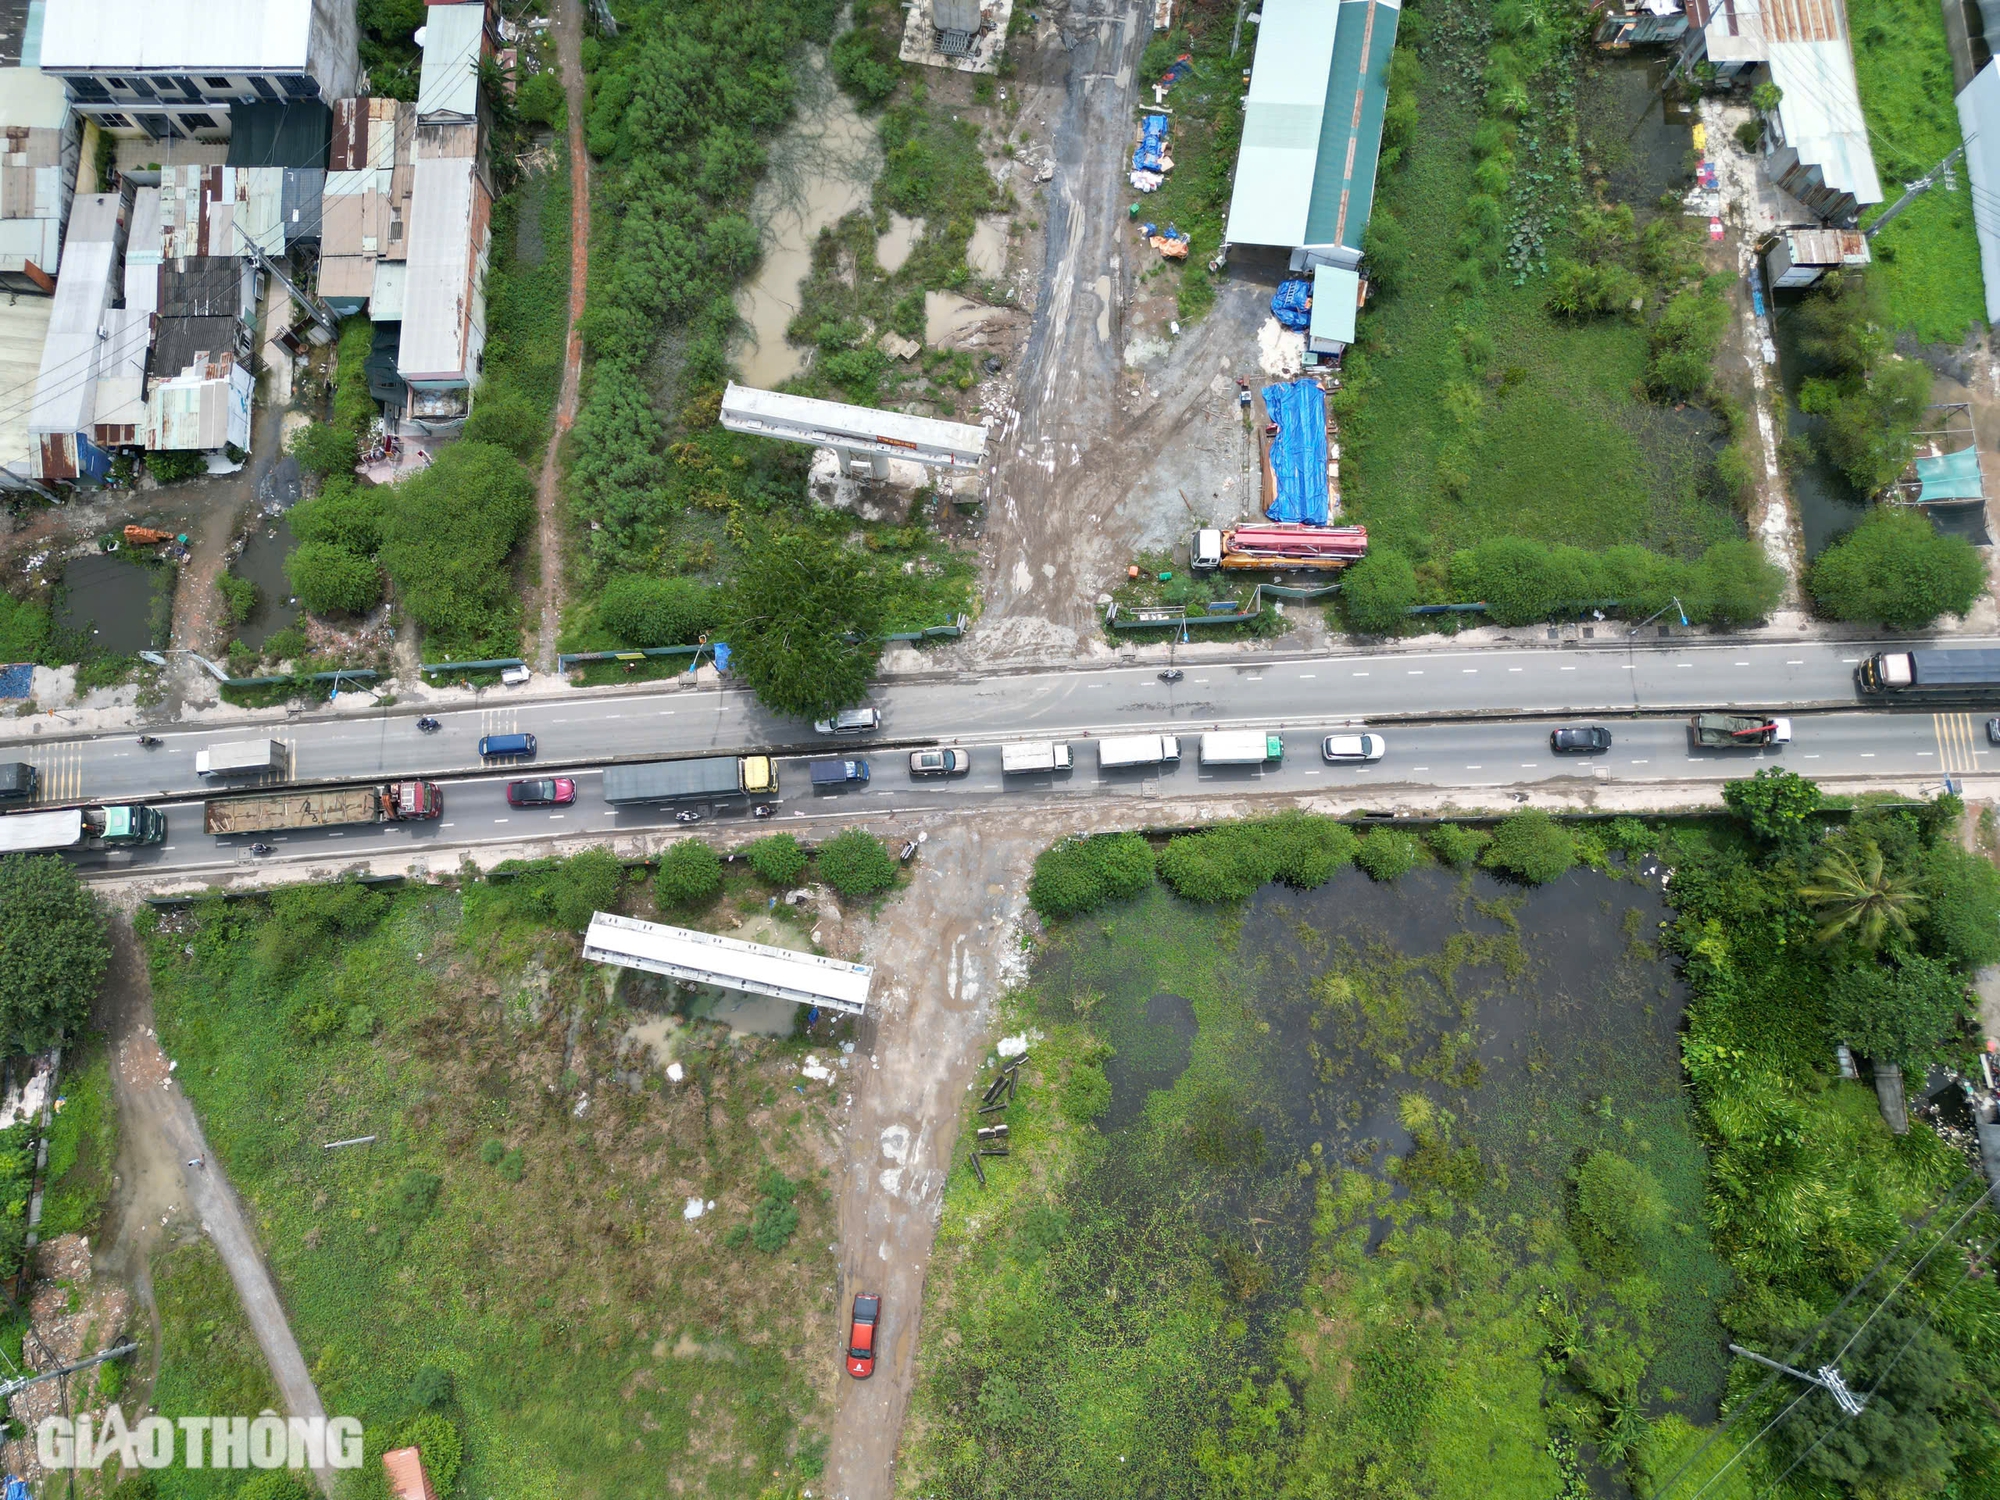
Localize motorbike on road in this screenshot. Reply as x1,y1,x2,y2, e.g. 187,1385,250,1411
416,716,441,732
137,735,163,748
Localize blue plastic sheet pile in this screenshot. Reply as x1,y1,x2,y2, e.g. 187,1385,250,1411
1261,381,1330,525
1133,114,1172,173
1270,279,1313,331
0,663,30,699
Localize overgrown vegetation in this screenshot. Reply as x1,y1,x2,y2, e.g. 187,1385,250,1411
0,854,108,1053
138,861,847,1497
1787,274,1937,496
1808,506,1986,628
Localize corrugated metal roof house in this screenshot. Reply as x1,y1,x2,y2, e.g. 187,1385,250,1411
1223,0,1402,273
318,96,412,315
1681,0,1882,221
0,291,53,489
1959,61,2000,323
144,351,250,452
0,63,75,294
413,2,488,121
27,189,123,480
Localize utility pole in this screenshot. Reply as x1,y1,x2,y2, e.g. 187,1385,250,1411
1866,145,1966,240
0,1342,137,1401
1728,1343,1869,1417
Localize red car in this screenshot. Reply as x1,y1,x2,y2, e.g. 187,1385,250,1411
846,1293,881,1379
506,777,576,808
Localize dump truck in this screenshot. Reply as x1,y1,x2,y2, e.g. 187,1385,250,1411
1856,648,2000,697
0,804,166,854
601,755,776,806
1096,734,1180,769
1688,714,1792,749
196,739,286,777
1190,524,1368,573
1001,741,1073,774
203,780,442,836
1200,731,1285,765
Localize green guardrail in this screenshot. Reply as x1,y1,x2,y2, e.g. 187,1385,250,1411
556,644,713,671
221,667,381,689
420,657,527,675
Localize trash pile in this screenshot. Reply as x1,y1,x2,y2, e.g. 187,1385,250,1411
1139,220,1189,260
1152,51,1194,104
1129,112,1173,191
1270,277,1314,331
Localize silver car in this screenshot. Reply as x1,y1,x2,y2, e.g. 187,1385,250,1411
814,707,882,735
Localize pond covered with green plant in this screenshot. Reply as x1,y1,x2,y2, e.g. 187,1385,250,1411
909,797,2000,1499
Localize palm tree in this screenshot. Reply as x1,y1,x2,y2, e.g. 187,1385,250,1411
1798,838,1925,950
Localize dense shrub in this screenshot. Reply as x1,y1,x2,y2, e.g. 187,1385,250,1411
379,442,535,655
721,533,884,717
1570,1149,1666,1277
654,839,722,908
0,855,108,1051
1157,815,1356,902
816,829,898,897
1262,813,1357,888
216,571,258,626
1028,833,1156,919
1723,767,1824,853
1425,823,1489,869
747,833,809,886
1808,507,1985,628
1354,830,1422,882
1646,286,1729,399
1481,809,1577,885
391,1412,461,1493
145,450,206,484
286,541,383,616
598,575,721,649
286,421,357,478
1824,952,1969,1067
832,21,901,109
287,477,388,555
1341,548,1418,634
476,848,622,931
749,1167,801,1252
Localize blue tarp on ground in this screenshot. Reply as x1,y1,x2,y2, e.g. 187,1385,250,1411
0,664,30,699
1133,114,1171,172
1917,446,1983,502
1262,381,1329,524
1271,278,1313,331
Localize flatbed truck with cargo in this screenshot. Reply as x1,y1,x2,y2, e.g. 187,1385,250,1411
204,781,441,836
602,756,776,805
1687,714,1791,749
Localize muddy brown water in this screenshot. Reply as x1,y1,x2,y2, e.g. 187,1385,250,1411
231,516,302,650
56,552,171,655
1077,860,1730,1422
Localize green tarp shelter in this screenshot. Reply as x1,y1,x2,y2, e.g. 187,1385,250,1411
1916,447,1983,502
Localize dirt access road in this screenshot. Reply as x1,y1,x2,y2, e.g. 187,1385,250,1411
93,911,338,1497
821,820,1041,1500
971,4,1280,667
531,0,591,673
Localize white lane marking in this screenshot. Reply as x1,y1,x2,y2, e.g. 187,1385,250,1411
1622,664,1636,669
1509,667,1523,673
549,814,565,819
1918,751,1934,757
1353,671,1369,677
1630,760,1649,765
1298,673,1316,679
1786,660,1804,665
1304,770,1322,776
1860,753,1875,758
1736,662,1749,667
161,845,176,850
1561,666,1577,671
1465,764,1482,769
494,818,509,822
440,822,455,827
329,832,344,838
1408,670,1424,675
1842,658,1859,663
1519,763,1535,768
1804,754,1820,759
1677,663,1693,668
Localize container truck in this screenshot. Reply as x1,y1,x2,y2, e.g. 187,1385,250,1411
1096,734,1180,769
1200,731,1285,765
196,739,286,777
1190,524,1368,573
204,781,442,836
1857,648,2000,697
1001,741,1073,774
0,762,35,801
601,755,776,806
0,804,166,854
1687,714,1792,749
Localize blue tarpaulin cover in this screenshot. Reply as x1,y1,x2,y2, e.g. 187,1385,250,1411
1133,114,1171,172
1917,447,1983,502
1270,278,1313,331
7,1476,31,1500
711,642,732,673
0,664,30,699
1262,381,1329,524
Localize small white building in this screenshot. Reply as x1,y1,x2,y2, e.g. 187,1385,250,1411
38,0,359,141
0,64,77,295
27,190,123,481
144,353,251,453
1764,225,1870,287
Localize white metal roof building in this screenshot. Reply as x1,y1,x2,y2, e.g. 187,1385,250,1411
144,356,251,452
27,190,121,480
0,62,74,292
1960,61,2000,323
38,0,358,140
414,2,487,122
719,382,988,471
0,291,52,489
395,152,489,395
583,911,873,1015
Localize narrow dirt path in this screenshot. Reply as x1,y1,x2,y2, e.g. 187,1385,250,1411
532,0,592,673
822,826,1038,1500
96,913,337,1497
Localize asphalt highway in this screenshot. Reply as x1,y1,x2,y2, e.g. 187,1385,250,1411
48,705,1994,877
0,636,1969,810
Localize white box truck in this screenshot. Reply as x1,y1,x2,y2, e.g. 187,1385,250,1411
1096,734,1180,769
1200,731,1283,766
1001,741,1073,774
196,739,287,777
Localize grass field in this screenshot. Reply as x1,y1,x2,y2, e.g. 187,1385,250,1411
139,862,852,1499
1848,0,1987,341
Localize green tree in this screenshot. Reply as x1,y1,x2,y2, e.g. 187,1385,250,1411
0,856,108,1051
816,829,898,897
747,833,809,886
1808,508,1985,628
1341,548,1418,634
1694,538,1785,626
598,575,720,649
1354,830,1421,882
285,421,357,478
287,476,387,555
1779,1313,1960,1491
1481,810,1577,885
1723,767,1823,854
285,541,383,616
378,442,535,655
1918,840,2000,971
216,571,258,626
1800,837,1925,949
1028,833,1156,919
1426,823,1489,869
721,533,885,719
654,839,722,908
1825,953,1967,1066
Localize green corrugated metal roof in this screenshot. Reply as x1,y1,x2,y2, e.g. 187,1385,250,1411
1302,0,1400,251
